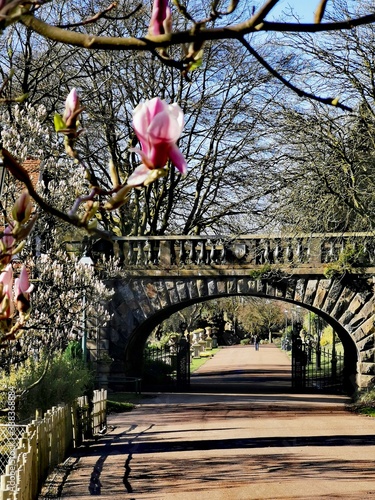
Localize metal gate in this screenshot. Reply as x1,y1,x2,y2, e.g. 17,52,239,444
143,336,190,391
176,337,190,391
292,335,345,393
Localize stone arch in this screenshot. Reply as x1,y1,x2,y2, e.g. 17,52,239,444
106,274,374,390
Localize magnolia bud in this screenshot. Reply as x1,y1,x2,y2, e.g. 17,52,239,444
104,184,132,211
12,191,32,224
109,159,120,188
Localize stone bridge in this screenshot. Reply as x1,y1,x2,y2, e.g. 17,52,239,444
100,232,375,392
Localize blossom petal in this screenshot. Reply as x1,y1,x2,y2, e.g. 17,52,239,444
168,144,187,174
148,112,182,144
14,265,33,299
127,164,153,186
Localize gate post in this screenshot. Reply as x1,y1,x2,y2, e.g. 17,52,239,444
176,336,190,391
291,323,307,390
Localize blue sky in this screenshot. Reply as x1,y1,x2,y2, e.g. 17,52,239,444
266,1,317,23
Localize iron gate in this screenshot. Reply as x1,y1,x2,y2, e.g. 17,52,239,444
292,336,345,393
143,336,190,390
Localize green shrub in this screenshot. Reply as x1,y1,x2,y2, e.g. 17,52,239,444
0,350,94,421
240,339,250,345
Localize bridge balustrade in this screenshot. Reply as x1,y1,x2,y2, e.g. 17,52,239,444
113,233,375,270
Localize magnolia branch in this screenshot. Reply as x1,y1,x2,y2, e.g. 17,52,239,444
20,12,375,51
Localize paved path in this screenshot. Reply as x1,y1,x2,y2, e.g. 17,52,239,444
191,344,292,392
54,346,375,500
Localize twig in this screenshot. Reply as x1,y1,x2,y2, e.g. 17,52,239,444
57,2,118,29
239,37,352,112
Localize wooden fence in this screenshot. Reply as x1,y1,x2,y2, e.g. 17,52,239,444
0,389,107,500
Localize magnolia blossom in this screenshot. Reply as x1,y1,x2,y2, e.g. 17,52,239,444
12,190,32,224
63,88,81,129
14,265,34,314
0,264,14,319
0,225,15,266
128,97,187,186
149,0,172,36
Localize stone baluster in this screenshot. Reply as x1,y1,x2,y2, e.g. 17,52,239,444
327,239,335,262
263,239,270,263
170,241,177,265
306,240,311,263
189,241,197,264
179,240,187,264
136,241,146,265
219,240,226,263
144,240,152,264
156,241,162,265
128,241,136,264
295,239,303,262
255,239,263,264
285,239,293,262
209,240,216,264
273,240,281,264
197,240,206,264
160,240,172,267
149,241,159,265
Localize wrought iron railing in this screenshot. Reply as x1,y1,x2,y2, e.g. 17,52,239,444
292,342,345,393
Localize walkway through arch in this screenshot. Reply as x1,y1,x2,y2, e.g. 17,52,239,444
190,344,292,393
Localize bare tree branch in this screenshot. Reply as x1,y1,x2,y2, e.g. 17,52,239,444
239,37,352,112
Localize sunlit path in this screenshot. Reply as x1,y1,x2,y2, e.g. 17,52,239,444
191,344,291,393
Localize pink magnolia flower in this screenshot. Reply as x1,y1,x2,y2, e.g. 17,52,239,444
128,97,187,186
14,265,33,316
149,0,172,36
2,224,15,251
14,265,33,302
0,224,15,266
0,224,16,268
63,88,81,129
0,264,14,319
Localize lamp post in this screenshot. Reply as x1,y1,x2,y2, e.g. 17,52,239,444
79,254,94,362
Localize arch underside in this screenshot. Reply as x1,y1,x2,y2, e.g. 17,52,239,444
106,275,375,391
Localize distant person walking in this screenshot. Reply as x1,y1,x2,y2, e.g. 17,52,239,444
254,334,260,351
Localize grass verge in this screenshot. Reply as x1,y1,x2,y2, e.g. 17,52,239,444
190,348,220,373
107,392,148,413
